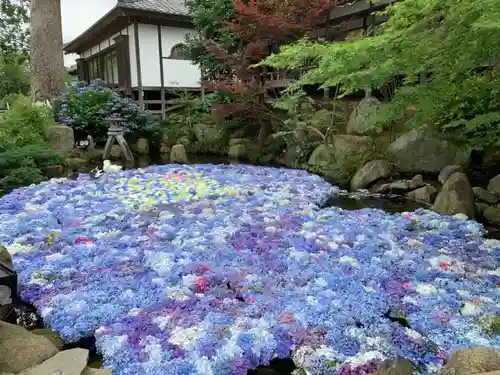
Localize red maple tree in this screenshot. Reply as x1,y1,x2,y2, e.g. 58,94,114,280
205,0,341,145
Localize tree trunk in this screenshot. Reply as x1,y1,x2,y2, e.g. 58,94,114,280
30,0,66,101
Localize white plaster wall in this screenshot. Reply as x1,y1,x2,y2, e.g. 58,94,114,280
162,59,201,88
128,25,138,87
160,25,201,88
131,23,201,88
137,24,161,87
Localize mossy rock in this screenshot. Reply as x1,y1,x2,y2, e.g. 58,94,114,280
31,328,64,350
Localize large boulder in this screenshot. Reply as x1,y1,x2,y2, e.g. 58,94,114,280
473,187,498,205
170,144,188,163
228,138,248,147
282,145,300,167
31,328,64,350
388,128,470,173
308,144,336,167
109,144,122,159
487,174,500,196
433,172,475,218
347,97,381,135
439,165,463,184
136,138,149,155
82,368,113,375
228,144,247,159
331,134,372,154
194,124,220,143
0,245,12,269
0,321,59,373
483,206,500,225
19,348,88,375
406,185,438,204
440,347,500,375
373,358,413,375
350,159,393,191
44,125,74,156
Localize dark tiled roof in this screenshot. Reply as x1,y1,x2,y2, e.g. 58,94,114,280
118,0,189,16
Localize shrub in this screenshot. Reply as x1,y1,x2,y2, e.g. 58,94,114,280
0,54,30,101
328,145,392,180
0,96,54,152
0,162,46,195
0,143,63,170
0,144,63,195
54,79,154,143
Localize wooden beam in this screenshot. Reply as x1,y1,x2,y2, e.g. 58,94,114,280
113,34,131,92
328,0,397,22
133,23,144,109
157,24,166,120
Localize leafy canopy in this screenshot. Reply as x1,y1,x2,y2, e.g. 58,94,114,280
0,0,30,57
187,0,340,144
262,0,500,149
185,0,238,81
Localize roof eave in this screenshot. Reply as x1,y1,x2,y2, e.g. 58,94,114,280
64,7,126,54
63,6,193,55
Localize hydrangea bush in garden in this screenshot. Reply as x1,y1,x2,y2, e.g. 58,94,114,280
54,79,153,142
0,164,498,375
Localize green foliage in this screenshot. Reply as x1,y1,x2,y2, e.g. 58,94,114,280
329,144,391,180
0,143,63,170
161,89,244,147
0,0,30,57
160,90,207,141
0,144,64,195
0,54,30,101
184,0,239,80
262,0,500,150
481,315,500,336
0,163,46,194
0,96,54,151
296,141,322,165
271,91,345,145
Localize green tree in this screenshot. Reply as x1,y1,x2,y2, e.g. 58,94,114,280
0,0,30,57
262,0,500,149
184,0,239,81
0,53,30,100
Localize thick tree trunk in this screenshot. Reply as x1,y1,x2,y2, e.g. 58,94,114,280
30,0,66,101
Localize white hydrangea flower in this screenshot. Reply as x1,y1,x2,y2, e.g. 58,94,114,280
143,336,163,364
347,350,386,366
164,286,191,301
415,283,439,294
405,328,423,340
153,315,171,330
460,301,480,316
338,256,358,265
145,252,174,276
181,274,199,286
194,356,214,375
169,326,203,349
292,345,315,368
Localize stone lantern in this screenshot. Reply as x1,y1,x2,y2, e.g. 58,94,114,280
102,116,134,162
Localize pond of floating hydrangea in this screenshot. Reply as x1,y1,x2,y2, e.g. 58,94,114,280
0,164,499,375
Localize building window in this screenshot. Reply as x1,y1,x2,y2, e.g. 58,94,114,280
169,43,188,60
83,47,119,85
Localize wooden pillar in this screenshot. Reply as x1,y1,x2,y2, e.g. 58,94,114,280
113,34,132,94
75,58,86,82
133,23,144,110
157,25,166,120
